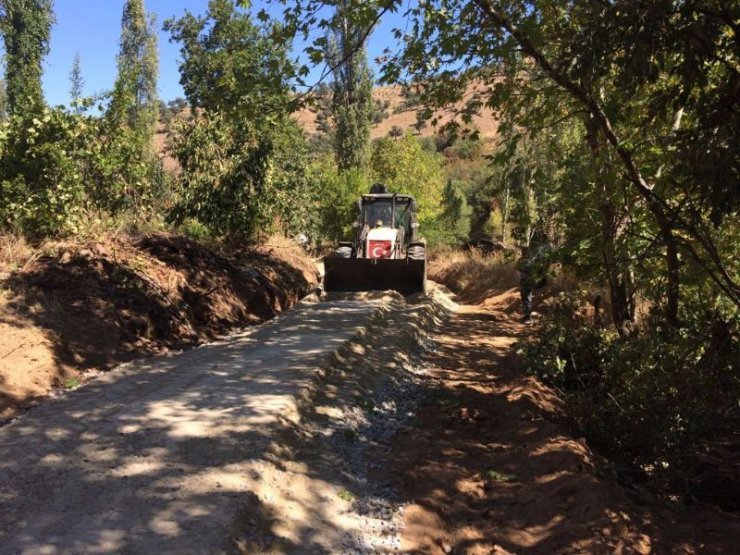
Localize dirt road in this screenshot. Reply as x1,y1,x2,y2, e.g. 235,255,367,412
0,294,407,554
2,286,737,554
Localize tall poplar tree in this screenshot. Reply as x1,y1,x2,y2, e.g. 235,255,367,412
69,52,84,110
327,1,373,172
0,0,54,117
108,0,158,146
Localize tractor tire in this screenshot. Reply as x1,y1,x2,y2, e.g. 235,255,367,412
335,246,353,258
408,245,425,261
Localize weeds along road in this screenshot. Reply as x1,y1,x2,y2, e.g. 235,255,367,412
0,290,448,554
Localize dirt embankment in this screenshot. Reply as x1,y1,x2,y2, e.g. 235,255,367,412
378,291,739,554
0,234,318,418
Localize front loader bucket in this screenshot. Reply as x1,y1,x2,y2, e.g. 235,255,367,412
324,257,427,295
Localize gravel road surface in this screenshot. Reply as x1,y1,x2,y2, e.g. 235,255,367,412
0,297,393,555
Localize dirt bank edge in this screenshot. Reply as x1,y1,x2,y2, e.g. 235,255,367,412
0,233,319,418
230,285,456,553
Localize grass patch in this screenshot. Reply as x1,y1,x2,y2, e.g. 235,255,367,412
0,234,39,273
487,469,518,482
337,489,355,502
428,246,518,301
64,377,82,390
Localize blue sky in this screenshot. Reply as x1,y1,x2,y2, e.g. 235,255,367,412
37,0,401,106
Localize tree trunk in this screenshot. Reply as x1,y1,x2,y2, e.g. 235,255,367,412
501,171,511,243
664,228,680,327
600,200,634,335
585,114,634,336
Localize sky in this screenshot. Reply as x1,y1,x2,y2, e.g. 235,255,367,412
37,0,403,107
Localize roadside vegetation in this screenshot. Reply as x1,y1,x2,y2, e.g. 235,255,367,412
282,1,737,509
0,0,736,513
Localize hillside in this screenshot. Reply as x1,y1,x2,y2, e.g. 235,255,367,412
155,84,501,171
293,84,501,140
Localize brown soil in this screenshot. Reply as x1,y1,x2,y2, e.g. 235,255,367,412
377,290,739,554
0,233,318,418
294,84,500,141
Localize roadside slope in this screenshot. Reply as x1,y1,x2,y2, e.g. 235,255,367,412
380,292,740,554
0,233,318,418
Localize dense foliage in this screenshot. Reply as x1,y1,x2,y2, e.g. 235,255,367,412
165,0,294,120
370,133,445,225
0,0,166,236
165,0,314,238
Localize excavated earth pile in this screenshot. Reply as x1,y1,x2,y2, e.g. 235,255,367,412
0,233,318,418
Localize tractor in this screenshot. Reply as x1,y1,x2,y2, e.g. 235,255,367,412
324,183,427,295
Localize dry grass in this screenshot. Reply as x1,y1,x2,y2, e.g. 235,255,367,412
429,246,518,302
0,234,40,274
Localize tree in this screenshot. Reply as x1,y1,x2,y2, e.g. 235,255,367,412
432,178,470,245
0,0,54,117
69,53,84,111
277,0,739,324
370,133,444,224
95,0,160,213
165,0,314,237
388,125,403,139
109,0,158,144
165,0,294,120
326,1,374,171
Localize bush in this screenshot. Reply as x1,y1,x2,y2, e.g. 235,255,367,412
0,108,91,237
0,99,169,239
522,293,740,507
310,158,369,241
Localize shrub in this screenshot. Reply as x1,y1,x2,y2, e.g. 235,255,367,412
522,293,739,507
0,108,91,237
168,113,314,239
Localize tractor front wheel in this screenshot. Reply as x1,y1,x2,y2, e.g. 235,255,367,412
408,245,425,261
335,246,353,258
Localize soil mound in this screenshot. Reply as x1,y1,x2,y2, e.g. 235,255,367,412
0,233,318,417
